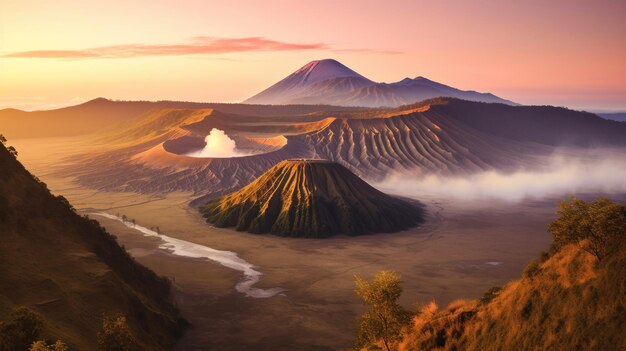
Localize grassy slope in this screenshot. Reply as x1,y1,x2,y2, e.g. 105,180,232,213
201,160,422,237
391,239,626,351
0,143,186,350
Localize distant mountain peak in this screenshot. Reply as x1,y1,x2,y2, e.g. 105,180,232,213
288,59,369,86
244,59,514,107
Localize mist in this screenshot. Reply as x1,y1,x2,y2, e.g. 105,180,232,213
186,128,251,158
375,151,626,202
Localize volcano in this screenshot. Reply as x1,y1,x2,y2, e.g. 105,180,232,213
244,59,514,107
200,159,422,237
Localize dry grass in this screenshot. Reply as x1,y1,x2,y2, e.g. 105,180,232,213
388,239,625,351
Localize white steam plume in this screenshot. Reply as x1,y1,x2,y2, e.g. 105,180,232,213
375,150,626,202
186,128,251,158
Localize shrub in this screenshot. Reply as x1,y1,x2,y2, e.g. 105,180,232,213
548,197,626,261
354,271,411,351
29,340,69,351
522,259,542,278
0,306,43,351
97,314,138,351
480,287,503,304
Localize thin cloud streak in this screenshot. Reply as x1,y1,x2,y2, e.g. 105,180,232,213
2,37,328,59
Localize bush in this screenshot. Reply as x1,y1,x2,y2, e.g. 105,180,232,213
480,287,503,304
354,271,411,351
548,197,626,261
29,340,69,351
522,259,542,278
0,306,43,351
97,314,138,351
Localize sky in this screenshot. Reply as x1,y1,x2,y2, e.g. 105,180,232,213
1,0,625,111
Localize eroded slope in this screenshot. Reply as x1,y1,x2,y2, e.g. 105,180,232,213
200,160,422,237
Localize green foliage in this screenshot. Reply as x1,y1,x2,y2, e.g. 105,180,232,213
548,197,626,261
0,306,43,351
354,271,411,351
97,315,138,351
29,340,69,351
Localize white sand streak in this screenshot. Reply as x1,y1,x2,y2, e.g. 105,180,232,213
91,212,285,298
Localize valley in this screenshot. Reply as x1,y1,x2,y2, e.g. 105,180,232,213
5,88,626,350
9,136,591,350
3,2,625,350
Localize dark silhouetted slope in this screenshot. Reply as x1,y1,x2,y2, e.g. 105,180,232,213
0,143,185,350
200,160,422,237
427,98,626,147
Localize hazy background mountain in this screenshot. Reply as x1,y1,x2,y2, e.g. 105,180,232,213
245,59,515,107
597,112,626,122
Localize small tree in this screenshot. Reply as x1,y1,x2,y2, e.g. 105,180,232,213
548,197,626,261
354,271,411,351
97,314,138,351
0,306,43,351
29,340,69,351
0,134,6,145
7,146,18,157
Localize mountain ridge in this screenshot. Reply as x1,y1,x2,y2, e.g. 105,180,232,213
245,59,514,107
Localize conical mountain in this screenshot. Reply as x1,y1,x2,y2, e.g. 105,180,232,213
200,159,422,237
245,59,373,105
244,59,514,107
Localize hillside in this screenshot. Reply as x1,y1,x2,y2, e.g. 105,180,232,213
368,198,626,351
0,142,186,350
245,59,513,107
200,160,422,237
62,98,626,196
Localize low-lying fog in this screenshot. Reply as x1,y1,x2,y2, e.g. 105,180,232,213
376,150,626,202
186,128,252,158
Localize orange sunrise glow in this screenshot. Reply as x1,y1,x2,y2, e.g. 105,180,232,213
1,0,625,111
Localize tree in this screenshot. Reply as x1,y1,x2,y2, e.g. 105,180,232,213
7,146,18,157
29,340,69,351
0,134,6,145
0,306,43,351
548,197,626,261
354,271,411,351
97,314,138,351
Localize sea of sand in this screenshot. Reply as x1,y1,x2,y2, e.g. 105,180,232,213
14,137,619,351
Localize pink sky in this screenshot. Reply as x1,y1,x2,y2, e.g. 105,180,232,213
1,0,625,111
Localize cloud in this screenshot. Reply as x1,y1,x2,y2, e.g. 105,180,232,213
1,37,327,59
374,150,626,202
186,128,252,158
